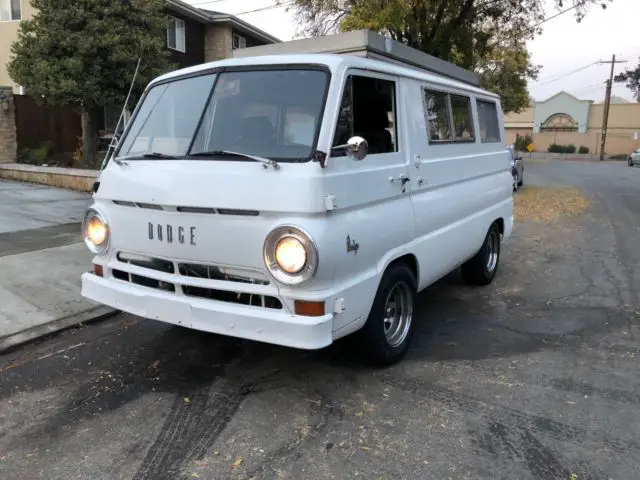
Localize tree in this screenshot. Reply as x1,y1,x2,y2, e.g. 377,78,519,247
7,0,176,167
614,64,640,102
283,0,612,113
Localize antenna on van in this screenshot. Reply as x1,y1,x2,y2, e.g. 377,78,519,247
99,56,142,171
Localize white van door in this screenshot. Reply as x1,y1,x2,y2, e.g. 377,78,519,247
324,69,414,330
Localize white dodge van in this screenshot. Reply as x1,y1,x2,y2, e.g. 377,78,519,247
81,51,512,364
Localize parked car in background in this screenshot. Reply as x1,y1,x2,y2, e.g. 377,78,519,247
508,145,524,191
628,148,640,167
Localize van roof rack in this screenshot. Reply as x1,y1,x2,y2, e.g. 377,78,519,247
232,29,480,87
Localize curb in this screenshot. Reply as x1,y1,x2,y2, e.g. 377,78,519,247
0,305,120,355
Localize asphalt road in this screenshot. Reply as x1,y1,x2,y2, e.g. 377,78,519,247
1,159,640,480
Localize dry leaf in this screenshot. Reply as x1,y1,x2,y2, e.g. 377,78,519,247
360,446,371,452
514,186,589,223
231,456,244,468
183,397,190,404
356,411,364,417
190,474,200,478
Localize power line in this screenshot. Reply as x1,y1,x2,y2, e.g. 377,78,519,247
523,2,583,34
233,2,294,16
186,0,241,6
530,62,599,89
185,0,294,16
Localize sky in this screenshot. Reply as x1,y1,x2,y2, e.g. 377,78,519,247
186,0,640,103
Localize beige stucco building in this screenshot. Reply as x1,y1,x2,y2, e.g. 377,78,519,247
0,0,35,93
505,91,640,155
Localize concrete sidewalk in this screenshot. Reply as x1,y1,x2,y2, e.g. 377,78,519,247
0,179,116,352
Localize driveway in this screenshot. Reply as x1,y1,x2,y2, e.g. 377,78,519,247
0,180,91,255
1,159,639,480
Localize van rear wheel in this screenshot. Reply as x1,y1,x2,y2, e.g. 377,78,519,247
358,263,417,365
461,222,501,286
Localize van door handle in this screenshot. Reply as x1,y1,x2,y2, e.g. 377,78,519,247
389,174,410,185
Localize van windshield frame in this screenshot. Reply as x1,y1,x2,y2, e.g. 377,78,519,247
113,65,332,164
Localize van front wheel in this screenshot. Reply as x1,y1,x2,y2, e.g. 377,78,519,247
461,222,501,286
359,263,417,365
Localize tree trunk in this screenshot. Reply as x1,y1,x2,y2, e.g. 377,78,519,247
81,107,100,169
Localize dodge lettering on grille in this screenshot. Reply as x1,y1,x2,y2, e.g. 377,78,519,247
148,222,196,245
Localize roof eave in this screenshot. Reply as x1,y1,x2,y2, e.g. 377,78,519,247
166,0,210,22
209,14,282,44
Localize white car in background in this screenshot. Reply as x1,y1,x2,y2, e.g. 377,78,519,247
628,148,640,167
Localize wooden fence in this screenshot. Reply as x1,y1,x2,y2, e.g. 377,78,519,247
13,94,82,158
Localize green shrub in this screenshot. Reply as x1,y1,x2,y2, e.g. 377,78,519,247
17,142,52,165
578,146,589,154
548,143,577,154
548,143,563,153
514,132,533,152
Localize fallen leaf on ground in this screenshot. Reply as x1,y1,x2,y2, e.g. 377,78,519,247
514,186,589,222
231,456,243,468
183,397,190,404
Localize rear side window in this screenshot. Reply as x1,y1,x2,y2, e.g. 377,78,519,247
422,88,475,143
477,99,501,143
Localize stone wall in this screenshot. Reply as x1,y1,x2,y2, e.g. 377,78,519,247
0,86,17,164
204,24,233,62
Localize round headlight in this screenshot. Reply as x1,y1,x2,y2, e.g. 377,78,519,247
82,208,110,254
264,226,318,285
275,236,307,274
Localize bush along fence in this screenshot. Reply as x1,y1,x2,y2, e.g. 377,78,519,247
547,144,591,154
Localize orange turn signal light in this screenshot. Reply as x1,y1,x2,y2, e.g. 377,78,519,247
294,300,325,317
93,264,104,277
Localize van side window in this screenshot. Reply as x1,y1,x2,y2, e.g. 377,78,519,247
332,75,397,155
423,89,451,142
450,94,475,141
477,99,501,143
422,89,475,143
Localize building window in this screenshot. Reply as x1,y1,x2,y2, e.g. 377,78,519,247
167,16,186,53
477,99,501,143
0,0,21,21
232,33,246,50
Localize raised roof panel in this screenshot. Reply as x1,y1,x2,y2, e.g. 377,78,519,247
231,30,480,87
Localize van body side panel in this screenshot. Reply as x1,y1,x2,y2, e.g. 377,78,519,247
320,68,415,331
403,78,512,291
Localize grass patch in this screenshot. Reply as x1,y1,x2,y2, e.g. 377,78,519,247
514,186,590,222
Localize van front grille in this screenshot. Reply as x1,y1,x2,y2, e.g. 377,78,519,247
111,200,259,216
111,251,280,310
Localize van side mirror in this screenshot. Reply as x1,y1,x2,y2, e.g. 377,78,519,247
332,136,368,160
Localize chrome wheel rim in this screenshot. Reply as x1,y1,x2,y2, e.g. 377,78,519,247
486,230,499,273
383,281,413,348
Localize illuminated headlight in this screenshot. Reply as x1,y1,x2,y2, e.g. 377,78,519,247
263,226,318,285
81,208,110,254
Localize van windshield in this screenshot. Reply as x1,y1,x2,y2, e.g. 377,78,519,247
116,68,329,163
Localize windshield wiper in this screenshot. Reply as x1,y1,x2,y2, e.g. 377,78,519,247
112,152,177,165
190,150,280,170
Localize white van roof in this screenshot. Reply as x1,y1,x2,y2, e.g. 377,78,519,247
152,53,499,100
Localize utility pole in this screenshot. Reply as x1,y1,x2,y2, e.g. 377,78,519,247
598,55,627,161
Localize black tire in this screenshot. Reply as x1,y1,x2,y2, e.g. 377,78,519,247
358,262,417,366
461,222,501,286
